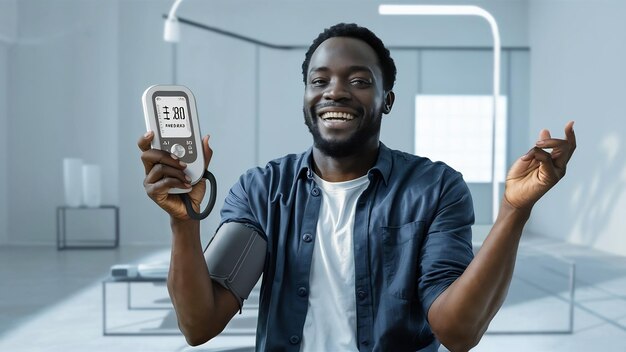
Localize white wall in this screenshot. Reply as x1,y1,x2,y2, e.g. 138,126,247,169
528,0,626,255
8,0,119,244
5,0,529,245
0,0,17,245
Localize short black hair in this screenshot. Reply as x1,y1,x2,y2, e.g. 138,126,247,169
302,23,397,91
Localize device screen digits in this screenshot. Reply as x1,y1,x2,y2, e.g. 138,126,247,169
142,85,216,220
154,94,195,156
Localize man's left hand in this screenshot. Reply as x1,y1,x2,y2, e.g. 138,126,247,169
504,120,576,210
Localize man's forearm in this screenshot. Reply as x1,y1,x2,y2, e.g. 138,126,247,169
428,200,531,351
167,218,218,345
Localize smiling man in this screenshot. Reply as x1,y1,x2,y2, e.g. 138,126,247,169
139,23,576,351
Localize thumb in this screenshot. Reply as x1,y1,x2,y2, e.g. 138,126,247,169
202,135,213,171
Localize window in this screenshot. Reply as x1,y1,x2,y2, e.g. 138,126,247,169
415,95,507,183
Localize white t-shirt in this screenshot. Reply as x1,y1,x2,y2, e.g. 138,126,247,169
300,173,370,352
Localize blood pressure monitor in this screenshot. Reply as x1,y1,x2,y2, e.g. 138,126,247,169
142,85,205,194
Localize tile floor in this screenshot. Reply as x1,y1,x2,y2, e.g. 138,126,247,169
1,232,625,351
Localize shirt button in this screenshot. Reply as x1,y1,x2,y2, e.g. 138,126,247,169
311,188,320,196
358,290,367,300
302,233,313,242
289,335,300,344
362,340,369,346
297,287,308,297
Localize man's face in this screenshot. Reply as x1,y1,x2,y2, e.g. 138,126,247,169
303,37,388,158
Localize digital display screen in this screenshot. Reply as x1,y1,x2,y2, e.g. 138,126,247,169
155,95,192,138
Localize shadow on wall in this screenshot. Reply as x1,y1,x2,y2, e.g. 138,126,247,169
568,132,626,248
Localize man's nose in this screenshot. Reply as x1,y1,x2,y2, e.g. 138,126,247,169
322,81,350,101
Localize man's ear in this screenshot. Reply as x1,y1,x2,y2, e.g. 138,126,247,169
383,91,395,114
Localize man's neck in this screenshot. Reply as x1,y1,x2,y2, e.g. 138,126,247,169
312,143,379,182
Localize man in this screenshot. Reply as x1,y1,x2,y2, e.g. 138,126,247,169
138,23,576,351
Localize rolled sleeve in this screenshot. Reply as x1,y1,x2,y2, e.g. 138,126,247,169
418,172,475,316
220,170,263,230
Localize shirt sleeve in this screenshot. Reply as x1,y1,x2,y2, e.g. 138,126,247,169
219,169,265,234
418,170,475,317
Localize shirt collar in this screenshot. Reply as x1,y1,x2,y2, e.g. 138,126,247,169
295,142,393,186
295,147,315,183
370,142,392,186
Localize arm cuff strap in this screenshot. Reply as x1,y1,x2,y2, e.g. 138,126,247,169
204,222,266,311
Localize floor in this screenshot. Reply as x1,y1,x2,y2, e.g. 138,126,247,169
1,233,625,352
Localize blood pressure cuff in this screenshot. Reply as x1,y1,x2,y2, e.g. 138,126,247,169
204,221,267,310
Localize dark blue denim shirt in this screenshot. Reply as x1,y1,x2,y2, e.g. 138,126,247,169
220,143,474,352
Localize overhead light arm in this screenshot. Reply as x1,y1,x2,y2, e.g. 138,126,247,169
164,0,185,43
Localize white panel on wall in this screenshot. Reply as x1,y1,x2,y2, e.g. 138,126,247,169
415,95,507,183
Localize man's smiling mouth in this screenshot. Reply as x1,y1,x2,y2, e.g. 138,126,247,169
320,111,356,121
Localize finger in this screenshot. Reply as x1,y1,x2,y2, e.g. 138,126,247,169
534,121,576,169
564,120,576,150
144,163,191,186
138,131,154,152
141,149,186,175
524,147,559,181
535,123,576,150
535,138,569,149
527,146,553,163
521,146,539,162
203,135,213,171
538,128,552,142
539,140,571,171
559,121,577,168
146,177,192,198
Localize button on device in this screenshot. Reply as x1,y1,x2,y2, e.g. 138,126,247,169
289,335,300,344
302,233,313,242
297,287,308,297
170,144,186,158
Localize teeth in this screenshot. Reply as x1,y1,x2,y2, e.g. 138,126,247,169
321,112,355,120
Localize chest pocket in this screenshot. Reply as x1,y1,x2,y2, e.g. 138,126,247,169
381,220,425,300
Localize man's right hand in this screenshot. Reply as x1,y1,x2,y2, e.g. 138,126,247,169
138,131,213,220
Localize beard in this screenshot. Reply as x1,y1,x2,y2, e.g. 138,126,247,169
303,107,382,158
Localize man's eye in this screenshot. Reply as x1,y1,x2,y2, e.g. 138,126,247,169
310,78,327,86
351,78,371,87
